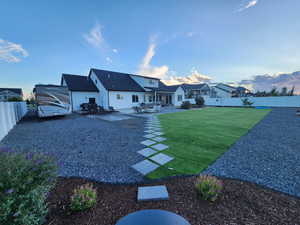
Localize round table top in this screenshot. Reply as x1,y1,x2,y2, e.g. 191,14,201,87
116,209,191,225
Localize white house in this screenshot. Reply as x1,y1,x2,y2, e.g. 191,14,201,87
0,88,23,102
61,68,185,111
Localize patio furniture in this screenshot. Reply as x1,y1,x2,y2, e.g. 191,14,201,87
115,209,191,225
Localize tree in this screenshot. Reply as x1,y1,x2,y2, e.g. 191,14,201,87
280,87,288,96
288,86,295,96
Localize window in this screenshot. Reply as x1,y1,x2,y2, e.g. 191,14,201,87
89,98,96,104
149,79,155,85
177,95,183,101
148,96,153,102
117,94,123,100
132,95,139,103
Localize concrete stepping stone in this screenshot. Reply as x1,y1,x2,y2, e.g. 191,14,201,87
151,143,168,151
137,185,169,201
131,160,159,175
141,139,156,146
144,129,155,133
144,133,157,139
137,148,157,157
152,136,167,142
153,131,164,136
149,153,174,165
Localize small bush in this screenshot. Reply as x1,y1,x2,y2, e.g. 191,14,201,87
195,175,223,202
195,96,205,107
7,97,23,102
0,149,57,225
241,98,253,107
181,101,192,109
70,183,97,212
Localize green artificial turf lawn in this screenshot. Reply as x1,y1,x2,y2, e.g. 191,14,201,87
147,107,271,179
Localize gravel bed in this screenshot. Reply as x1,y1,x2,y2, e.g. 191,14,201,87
205,108,300,197
0,113,146,183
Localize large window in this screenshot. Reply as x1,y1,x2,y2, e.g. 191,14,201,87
177,95,183,101
132,95,139,103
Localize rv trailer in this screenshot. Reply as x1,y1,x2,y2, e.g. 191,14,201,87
34,84,71,118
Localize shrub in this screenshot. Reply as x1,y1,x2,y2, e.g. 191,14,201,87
195,96,205,107
70,183,97,212
181,101,192,109
241,98,253,107
195,175,223,202
7,97,23,102
0,149,57,225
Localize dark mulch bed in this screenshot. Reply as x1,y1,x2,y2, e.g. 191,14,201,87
45,177,300,225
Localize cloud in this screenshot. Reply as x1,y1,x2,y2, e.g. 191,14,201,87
137,36,169,79
238,0,258,12
105,56,112,63
239,71,300,93
112,49,118,53
0,39,28,63
83,23,105,48
162,69,212,85
186,32,196,37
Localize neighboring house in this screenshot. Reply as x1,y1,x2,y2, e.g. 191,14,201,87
180,83,211,99
210,83,251,98
61,68,185,111
0,88,23,101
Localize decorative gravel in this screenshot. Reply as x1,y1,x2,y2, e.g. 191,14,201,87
0,114,147,183
205,108,300,197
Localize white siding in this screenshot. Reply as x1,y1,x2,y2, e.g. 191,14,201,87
71,92,100,111
173,86,185,106
90,71,109,109
109,91,145,110
130,75,159,88
213,87,232,98
0,102,27,141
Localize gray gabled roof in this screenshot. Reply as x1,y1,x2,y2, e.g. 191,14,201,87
181,83,208,91
0,88,23,95
62,74,99,92
89,68,145,92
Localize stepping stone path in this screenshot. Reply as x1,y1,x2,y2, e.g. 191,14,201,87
141,139,156,146
138,148,157,157
137,185,169,201
131,160,159,175
150,153,174,165
132,116,174,176
151,143,169,151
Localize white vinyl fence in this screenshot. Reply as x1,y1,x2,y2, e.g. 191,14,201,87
0,102,28,141
203,96,300,108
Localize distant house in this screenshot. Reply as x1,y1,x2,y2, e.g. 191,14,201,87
210,83,251,98
61,68,185,111
181,83,211,98
0,88,23,101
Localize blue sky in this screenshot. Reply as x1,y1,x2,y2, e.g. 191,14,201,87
1,0,300,96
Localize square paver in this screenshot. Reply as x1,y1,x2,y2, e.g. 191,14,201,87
149,153,174,165
153,132,164,136
151,143,168,151
137,148,157,157
144,133,157,139
131,160,159,175
152,136,167,142
137,185,169,201
152,127,162,131
141,139,156,146
144,129,155,133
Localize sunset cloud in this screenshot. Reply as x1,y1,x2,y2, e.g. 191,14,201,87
0,39,28,63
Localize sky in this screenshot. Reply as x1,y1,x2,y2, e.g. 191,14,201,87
1,0,300,97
